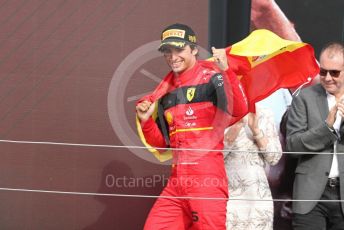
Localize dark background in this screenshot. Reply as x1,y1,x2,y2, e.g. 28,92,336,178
276,0,344,57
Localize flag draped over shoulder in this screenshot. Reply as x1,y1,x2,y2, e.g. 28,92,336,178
136,61,222,163
137,29,319,162
225,29,319,111
136,72,175,163
136,108,173,162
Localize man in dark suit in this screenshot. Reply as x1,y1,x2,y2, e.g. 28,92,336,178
286,42,344,229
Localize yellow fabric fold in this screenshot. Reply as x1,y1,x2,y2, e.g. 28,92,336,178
136,112,172,162
230,29,302,56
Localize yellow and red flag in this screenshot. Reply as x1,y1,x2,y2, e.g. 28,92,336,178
225,29,319,111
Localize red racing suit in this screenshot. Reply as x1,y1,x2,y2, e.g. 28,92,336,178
140,60,248,230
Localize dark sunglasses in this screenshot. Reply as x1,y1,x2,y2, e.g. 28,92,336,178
319,68,342,78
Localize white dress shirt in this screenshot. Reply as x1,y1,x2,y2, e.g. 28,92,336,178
327,93,340,178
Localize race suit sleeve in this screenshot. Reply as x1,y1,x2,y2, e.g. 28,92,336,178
210,68,248,119
141,117,167,149
225,68,248,117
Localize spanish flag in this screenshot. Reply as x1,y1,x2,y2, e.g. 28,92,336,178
137,29,319,162
226,29,319,111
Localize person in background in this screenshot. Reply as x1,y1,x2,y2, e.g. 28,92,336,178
223,107,282,230
251,2,320,229
286,42,344,230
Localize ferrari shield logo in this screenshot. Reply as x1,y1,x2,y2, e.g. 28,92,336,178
186,87,196,102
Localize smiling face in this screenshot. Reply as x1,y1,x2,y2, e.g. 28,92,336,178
319,48,344,98
161,45,198,76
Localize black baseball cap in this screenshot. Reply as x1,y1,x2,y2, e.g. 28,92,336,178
158,23,197,51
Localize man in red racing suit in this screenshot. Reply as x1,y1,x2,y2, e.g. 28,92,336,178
136,23,248,230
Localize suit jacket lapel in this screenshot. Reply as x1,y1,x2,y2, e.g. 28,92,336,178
317,84,344,171
316,85,328,122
